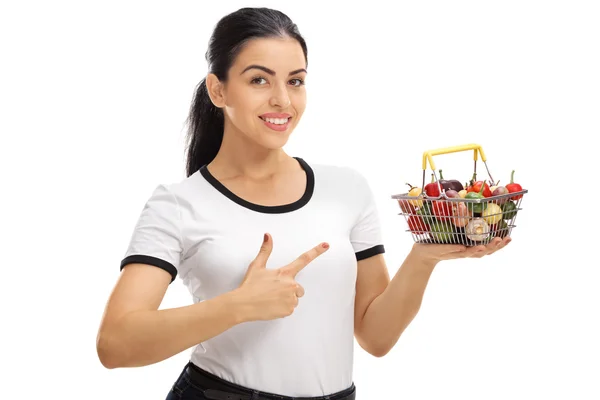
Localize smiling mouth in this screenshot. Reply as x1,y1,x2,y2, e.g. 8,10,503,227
259,116,292,125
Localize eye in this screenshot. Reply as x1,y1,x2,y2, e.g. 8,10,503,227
289,78,305,87
250,76,268,85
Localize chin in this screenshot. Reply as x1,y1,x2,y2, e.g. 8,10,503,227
259,133,292,150
253,122,296,149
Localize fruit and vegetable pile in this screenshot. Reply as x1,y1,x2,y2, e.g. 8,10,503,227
396,169,526,245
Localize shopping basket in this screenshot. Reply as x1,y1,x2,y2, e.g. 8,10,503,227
391,143,528,246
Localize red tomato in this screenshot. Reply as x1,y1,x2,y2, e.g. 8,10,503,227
432,201,452,218
424,181,440,198
398,199,415,214
467,181,492,197
506,183,523,200
407,215,429,234
505,170,523,200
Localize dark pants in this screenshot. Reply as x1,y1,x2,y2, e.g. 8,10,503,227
165,361,357,400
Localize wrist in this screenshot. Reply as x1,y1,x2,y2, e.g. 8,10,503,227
222,288,254,325
407,246,439,271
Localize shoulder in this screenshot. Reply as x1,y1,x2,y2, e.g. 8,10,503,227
143,171,205,212
302,158,375,211
305,158,369,187
163,169,209,197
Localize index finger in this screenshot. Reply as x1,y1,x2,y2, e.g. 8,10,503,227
283,242,330,276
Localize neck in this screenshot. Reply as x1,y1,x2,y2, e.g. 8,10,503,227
209,121,292,180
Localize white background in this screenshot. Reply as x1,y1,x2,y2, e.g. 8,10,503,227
1,0,599,399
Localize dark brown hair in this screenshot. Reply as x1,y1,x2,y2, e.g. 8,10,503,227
184,7,308,177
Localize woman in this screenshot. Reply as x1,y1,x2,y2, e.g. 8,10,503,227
96,7,510,400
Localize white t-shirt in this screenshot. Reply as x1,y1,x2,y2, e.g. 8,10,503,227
120,157,385,397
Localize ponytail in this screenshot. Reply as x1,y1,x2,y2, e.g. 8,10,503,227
184,7,308,177
184,78,224,177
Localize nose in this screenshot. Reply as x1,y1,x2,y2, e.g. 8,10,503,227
269,82,291,108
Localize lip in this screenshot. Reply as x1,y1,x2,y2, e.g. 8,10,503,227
259,113,292,119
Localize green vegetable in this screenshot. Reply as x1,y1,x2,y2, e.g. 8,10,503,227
493,219,509,238
464,183,488,214
501,201,517,220
429,220,455,243
417,201,435,224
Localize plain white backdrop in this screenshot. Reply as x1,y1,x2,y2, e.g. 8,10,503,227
1,0,599,398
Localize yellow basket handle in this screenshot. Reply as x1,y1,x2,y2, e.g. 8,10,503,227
422,143,487,171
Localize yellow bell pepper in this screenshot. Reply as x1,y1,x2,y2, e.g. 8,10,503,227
406,184,424,207
483,203,502,225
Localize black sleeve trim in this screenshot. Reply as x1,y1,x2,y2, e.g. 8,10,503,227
120,255,178,283
355,244,385,261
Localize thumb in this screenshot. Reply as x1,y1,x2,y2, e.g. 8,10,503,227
249,233,273,270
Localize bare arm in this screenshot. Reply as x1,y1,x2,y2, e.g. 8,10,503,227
354,241,498,357
96,263,248,369
97,233,328,368
354,251,437,357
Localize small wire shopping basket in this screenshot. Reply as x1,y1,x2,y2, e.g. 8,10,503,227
391,144,528,246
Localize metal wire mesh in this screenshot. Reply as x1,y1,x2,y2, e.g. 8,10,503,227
391,190,527,246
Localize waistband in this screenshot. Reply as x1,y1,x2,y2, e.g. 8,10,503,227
183,362,356,400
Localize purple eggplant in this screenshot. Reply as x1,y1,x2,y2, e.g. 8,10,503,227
438,169,464,192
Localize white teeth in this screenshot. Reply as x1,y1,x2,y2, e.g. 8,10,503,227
263,117,289,125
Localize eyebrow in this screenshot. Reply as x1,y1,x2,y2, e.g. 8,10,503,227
240,64,307,76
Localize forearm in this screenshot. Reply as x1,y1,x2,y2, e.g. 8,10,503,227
97,290,248,368
358,251,438,356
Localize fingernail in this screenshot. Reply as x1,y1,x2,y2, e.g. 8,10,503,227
264,233,268,242
322,243,329,249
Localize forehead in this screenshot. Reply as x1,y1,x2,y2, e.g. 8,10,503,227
232,37,306,72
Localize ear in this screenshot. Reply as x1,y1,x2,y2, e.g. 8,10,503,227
205,73,226,108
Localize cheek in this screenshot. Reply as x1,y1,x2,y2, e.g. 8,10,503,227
226,89,264,124
292,91,307,115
